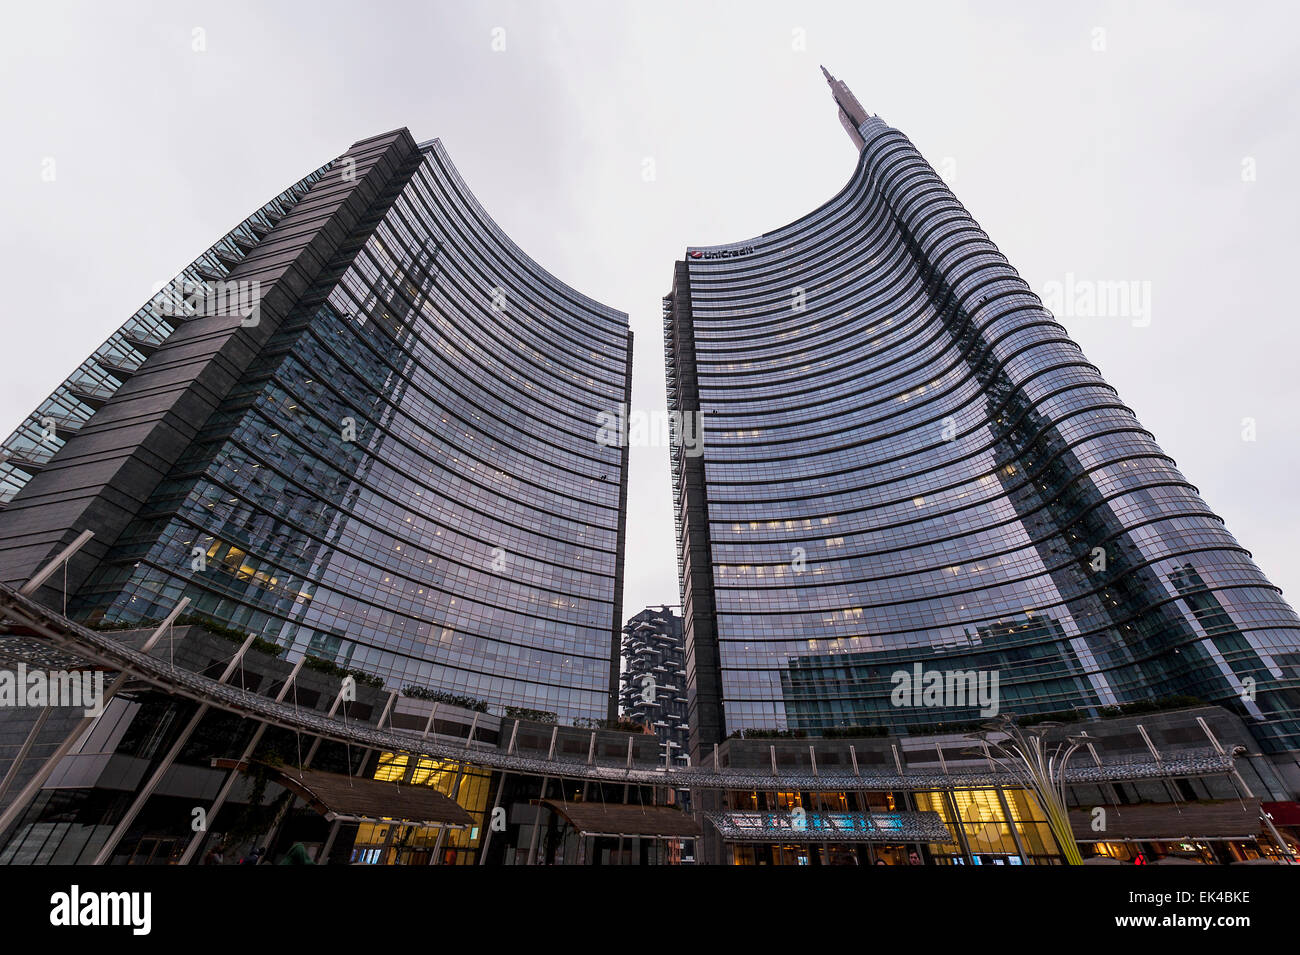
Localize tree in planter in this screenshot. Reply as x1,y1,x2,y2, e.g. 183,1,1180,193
220,744,295,861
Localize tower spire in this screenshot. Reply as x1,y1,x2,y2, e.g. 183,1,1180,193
821,66,871,149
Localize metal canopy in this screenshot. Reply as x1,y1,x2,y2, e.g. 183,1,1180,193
0,584,1247,794
706,810,956,844
1068,798,1263,842
533,799,700,838
213,759,473,828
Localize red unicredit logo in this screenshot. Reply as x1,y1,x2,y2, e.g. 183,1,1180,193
687,247,754,260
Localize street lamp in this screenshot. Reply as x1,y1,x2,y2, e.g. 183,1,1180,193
963,714,1095,866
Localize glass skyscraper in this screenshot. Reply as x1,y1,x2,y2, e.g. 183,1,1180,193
0,129,632,724
664,70,1300,769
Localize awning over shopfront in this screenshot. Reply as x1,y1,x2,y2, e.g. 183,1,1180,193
532,799,700,838
213,759,473,828
706,810,955,844
1069,799,1262,842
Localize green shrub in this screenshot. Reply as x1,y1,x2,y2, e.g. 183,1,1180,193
302,655,383,688
573,717,647,733
401,686,490,712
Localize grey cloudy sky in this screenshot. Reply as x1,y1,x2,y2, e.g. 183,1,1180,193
2,0,1297,620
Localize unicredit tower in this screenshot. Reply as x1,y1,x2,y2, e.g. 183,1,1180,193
664,69,1300,779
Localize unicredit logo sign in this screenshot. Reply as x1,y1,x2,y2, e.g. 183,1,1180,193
688,246,755,260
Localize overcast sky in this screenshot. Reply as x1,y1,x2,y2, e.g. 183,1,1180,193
2,0,1298,621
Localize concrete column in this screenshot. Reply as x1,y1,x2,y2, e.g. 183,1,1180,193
179,657,309,864
526,777,549,865
92,635,256,864
995,787,1031,865
476,771,509,865
944,790,975,865
0,599,189,839
0,705,53,802
429,761,465,865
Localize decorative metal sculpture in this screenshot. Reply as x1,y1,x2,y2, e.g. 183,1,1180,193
964,714,1095,865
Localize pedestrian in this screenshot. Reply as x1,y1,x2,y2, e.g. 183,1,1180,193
278,842,315,865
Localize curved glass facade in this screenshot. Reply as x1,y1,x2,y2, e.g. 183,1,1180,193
68,136,632,724
666,84,1300,757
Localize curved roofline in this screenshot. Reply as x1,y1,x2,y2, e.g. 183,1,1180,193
683,122,885,258
417,137,629,325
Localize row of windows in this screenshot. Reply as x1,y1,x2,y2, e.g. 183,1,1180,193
75,142,632,723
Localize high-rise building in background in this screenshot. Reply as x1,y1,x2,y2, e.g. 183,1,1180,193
664,69,1300,791
620,606,690,767
0,129,633,725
